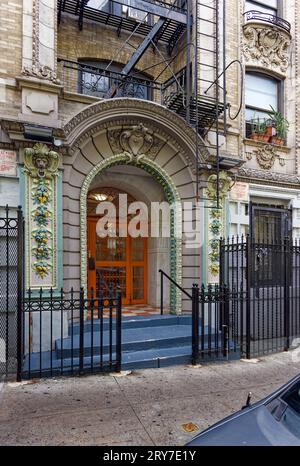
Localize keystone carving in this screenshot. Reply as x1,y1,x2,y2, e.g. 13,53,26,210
107,123,164,162
243,24,291,74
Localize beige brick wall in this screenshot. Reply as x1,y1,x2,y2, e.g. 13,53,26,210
0,0,22,78
0,0,22,118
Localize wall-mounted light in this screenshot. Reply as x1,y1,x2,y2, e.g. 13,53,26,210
23,124,53,143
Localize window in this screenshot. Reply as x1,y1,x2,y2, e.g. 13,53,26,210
278,381,300,439
79,61,151,100
122,0,147,21
87,0,149,22
87,0,111,13
245,72,281,136
250,203,291,286
245,0,278,15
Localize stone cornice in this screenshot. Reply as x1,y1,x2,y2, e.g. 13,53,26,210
16,76,63,94
237,166,300,187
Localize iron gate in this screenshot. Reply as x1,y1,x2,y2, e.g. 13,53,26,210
0,206,24,380
220,235,300,358
159,270,239,362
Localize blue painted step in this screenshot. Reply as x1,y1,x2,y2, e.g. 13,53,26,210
22,341,239,378
22,314,239,376
70,314,193,335
56,323,217,359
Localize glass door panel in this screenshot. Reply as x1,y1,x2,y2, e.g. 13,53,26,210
132,266,145,301
96,266,126,300
96,236,126,261
88,216,147,304
132,237,144,261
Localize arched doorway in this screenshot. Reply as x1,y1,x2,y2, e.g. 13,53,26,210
63,98,201,312
87,186,147,304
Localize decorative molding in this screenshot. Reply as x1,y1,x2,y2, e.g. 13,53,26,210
24,143,59,178
79,153,182,314
22,0,59,84
63,98,210,166
242,22,291,75
206,171,233,279
22,64,60,84
24,143,60,284
107,123,165,162
253,144,285,169
237,167,300,185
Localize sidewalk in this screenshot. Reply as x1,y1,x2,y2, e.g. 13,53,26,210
0,352,299,446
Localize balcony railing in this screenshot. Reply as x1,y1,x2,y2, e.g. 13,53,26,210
58,58,163,102
244,10,291,33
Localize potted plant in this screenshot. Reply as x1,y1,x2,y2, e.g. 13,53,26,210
265,118,276,139
257,119,270,142
267,105,289,146
249,117,270,142
249,116,260,140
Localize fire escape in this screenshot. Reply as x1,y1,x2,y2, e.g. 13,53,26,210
58,0,238,207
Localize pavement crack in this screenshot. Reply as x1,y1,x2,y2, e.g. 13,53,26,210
113,376,156,446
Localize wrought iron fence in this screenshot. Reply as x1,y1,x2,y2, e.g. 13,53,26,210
0,206,24,380
220,236,300,358
159,270,238,362
19,288,122,380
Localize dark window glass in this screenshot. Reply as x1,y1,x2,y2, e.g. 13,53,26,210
279,381,300,439
282,382,300,415
79,61,151,100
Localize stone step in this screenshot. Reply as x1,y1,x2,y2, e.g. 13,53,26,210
55,323,220,359
69,314,193,335
22,342,239,378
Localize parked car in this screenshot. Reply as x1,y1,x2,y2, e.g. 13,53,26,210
186,374,300,446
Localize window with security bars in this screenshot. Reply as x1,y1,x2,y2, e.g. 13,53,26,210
250,204,292,286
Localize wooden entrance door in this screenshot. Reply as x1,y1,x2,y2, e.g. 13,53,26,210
88,217,147,304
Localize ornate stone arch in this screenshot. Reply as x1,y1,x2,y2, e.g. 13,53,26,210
63,98,210,166
80,153,183,313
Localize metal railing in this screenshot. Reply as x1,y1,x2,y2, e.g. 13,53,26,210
159,269,233,363
220,235,300,358
18,287,122,380
57,58,162,101
0,205,24,380
244,10,291,33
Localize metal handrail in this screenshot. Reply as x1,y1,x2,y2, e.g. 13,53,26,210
204,59,244,122
159,269,192,299
243,10,291,33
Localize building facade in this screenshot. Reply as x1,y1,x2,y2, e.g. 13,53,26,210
0,0,299,314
